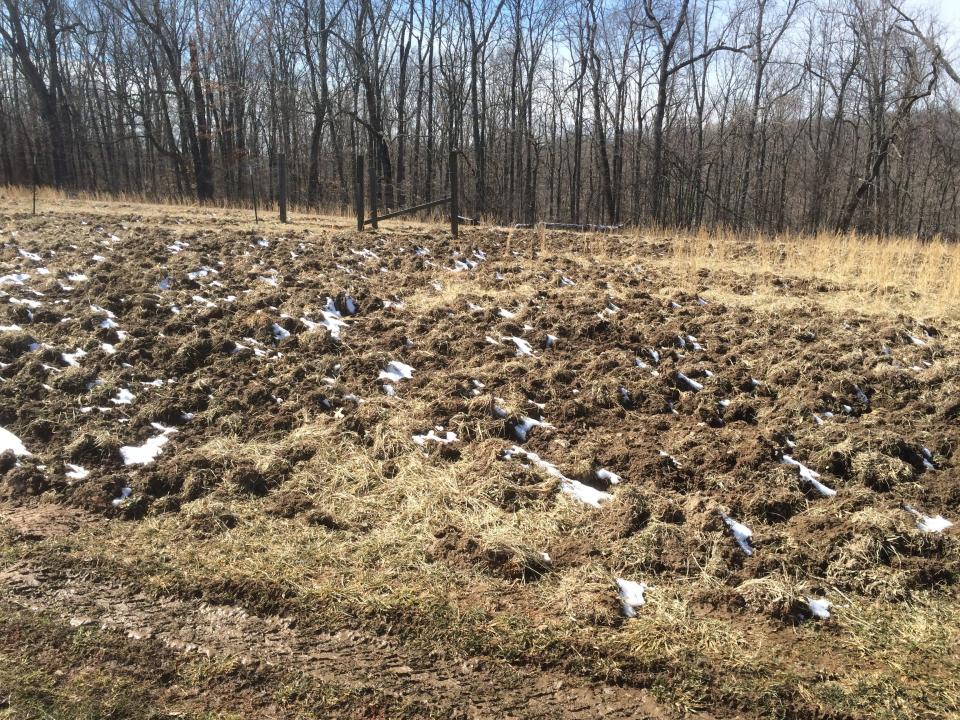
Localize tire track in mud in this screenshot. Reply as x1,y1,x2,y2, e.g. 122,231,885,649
0,511,671,720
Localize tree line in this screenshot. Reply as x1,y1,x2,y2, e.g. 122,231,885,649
2,0,959,236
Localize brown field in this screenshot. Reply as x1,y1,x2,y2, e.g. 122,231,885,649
1,189,958,719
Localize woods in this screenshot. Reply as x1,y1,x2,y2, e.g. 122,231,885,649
1,0,959,236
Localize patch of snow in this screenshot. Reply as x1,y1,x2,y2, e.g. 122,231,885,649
0,324,23,333
413,428,459,446
659,450,682,467
510,415,554,442
503,446,612,508
722,513,754,556
62,348,87,367
120,423,178,466
0,426,31,456
676,372,703,392
596,468,622,485
0,273,30,285
90,304,116,318
616,578,647,617
112,486,132,506
781,454,836,497
10,297,42,309
507,336,534,356
187,266,217,280
806,597,831,619
904,505,954,533
65,464,89,480
110,388,137,405
271,323,290,340
379,360,414,384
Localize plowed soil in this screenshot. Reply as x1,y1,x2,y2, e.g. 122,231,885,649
1,197,958,719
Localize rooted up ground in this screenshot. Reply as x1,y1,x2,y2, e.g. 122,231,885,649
1,193,958,719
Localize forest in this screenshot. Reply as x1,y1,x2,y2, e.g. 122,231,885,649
1,0,959,236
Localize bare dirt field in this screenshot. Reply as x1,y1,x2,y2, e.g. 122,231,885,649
1,192,958,719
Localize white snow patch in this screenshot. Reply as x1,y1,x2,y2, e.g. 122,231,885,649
507,336,534,356
0,273,29,285
413,429,459,446
904,505,954,533
781,454,836,497
616,578,648,617
722,513,754,556
65,464,89,481
110,388,137,405
806,597,831,619
676,372,703,392
659,450,682,467
120,423,178,466
0,426,31,456
10,297,42,309
112,486,132,506
596,468,623,485
271,323,291,340
379,360,414,384
511,415,554,442
503,446,612,508
62,348,88,367
68,273,89,283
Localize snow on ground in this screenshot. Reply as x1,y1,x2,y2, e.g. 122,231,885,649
0,427,30,456
120,424,178,466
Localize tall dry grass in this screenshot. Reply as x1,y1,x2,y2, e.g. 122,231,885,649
660,226,960,319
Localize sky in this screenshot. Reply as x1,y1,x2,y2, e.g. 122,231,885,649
927,0,960,53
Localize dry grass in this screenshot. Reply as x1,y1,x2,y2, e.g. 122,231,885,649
662,226,960,319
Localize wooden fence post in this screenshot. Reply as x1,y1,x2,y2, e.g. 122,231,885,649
278,152,288,223
368,150,379,230
250,165,259,223
449,149,458,239
355,154,365,231
31,151,38,216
